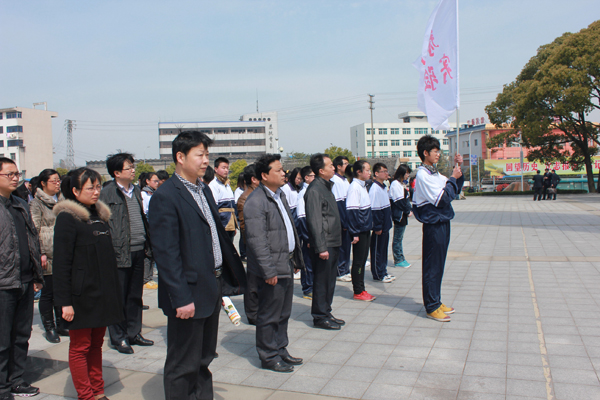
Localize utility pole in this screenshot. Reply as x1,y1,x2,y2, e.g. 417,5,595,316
64,119,76,169
368,94,375,158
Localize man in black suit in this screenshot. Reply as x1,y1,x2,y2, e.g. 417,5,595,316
149,131,246,400
542,168,552,200
532,170,544,201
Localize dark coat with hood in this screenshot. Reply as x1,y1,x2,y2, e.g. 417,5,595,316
52,199,124,330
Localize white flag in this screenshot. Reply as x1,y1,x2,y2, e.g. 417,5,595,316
413,0,459,130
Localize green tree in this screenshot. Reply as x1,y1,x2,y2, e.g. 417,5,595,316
56,167,69,177
166,162,176,176
134,161,155,181
323,146,356,164
228,159,247,189
485,20,600,192
286,152,311,163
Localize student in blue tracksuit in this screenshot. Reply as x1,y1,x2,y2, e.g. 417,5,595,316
295,166,315,299
368,163,394,283
412,135,463,322
345,160,376,302
389,164,412,268
208,157,237,241
331,156,352,282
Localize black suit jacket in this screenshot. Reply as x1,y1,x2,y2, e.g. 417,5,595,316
149,175,247,319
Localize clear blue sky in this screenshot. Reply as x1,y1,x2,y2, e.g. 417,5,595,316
1,0,598,165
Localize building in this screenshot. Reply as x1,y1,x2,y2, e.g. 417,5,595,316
158,111,279,162
350,111,452,169
0,105,57,179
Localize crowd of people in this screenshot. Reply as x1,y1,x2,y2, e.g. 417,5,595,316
0,132,463,400
531,168,561,201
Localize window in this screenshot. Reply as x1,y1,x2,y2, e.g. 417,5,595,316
366,128,372,135
0,113,3,119
379,128,387,135
392,151,400,156
0,141,3,147
7,140,23,147
391,128,399,135
415,128,428,135
474,139,478,145
403,151,412,157
367,152,373,157
6,112,22,119
443,139,449,145
379,140,388,146
0,127,3,133
391,140,400,146
443,150,449,155
432,130,439,134
7,126,23,133
10,153,16,160
379,151,388,156
403,140,411,146
402,128,411,135
366,140,372,146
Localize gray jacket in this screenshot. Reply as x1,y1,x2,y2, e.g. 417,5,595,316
0,194,43,290
99,180,151,268
244,183,304,280
304,176,342,254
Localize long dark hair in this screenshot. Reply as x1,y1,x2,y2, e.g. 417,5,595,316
288,168,301,191
60,168,102,201
36,169,60,193
393,164,412,182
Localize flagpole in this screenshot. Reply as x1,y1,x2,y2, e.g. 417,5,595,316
456,107,460,167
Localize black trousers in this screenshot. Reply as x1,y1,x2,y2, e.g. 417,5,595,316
244,272,260,324
0,282,34,394
256,275,293,367
422,221,451,313
109,250,145,344
370,230,390,280
337,229,352,276
542,186,550,200
300,241,314,295
164,284,220,400
39,274,54,317
310,247,339,323
533,188,542,201
351,231,371,295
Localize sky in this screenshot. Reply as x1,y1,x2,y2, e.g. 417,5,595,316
1,0,598,166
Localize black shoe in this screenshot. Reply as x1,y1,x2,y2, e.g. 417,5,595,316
314,319,341,330
282,355,303,365
330,317,346,326
262,361,293,373
142,305,150,310
131,334,154,346
0,392,12,400
41,314,60,344
11,382,39,397
214,352,219,358
113,339,134,354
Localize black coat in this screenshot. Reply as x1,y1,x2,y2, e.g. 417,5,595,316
52,200,124,330
148,175,247,320
532,174,544,189
543,172,552,187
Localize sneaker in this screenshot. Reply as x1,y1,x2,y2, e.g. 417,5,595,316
336,273,352,282
427,307,451,322
395,260,411,268
440,303,455,314
11,382,39,397
302,292,313,300
353,291,376,301
384,275,396,282
144,281,158,289
293,271,301,280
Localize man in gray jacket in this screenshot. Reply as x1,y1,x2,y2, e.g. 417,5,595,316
0,157,44,399
304,154,343,330
244,154,304,373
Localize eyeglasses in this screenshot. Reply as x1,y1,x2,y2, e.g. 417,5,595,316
47,180,61,184
0,172,22,180
82,185,102,193
121,166,136,171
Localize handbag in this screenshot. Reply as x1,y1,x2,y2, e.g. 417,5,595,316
548,188,557,194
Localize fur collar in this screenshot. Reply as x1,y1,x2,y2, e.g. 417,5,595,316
53,199,111,222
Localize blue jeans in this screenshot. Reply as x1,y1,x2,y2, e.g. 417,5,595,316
392,224,407,264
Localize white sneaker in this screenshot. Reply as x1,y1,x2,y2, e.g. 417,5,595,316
385,274,396,281
294,271,301,280
365,261,371,269
381,275,394,283
336,273,352,282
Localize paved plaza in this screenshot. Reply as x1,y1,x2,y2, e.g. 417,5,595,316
23,194,600,400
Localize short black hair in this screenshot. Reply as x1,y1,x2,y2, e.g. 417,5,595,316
300,165,313,181
36,169,60,193
332,156,349,173
61,167,102,201
214,157,229,168
106,152,134,178
393,164,412,181
156,170,170,181
0,157,16,172
310,153,329,176
243,164,257,185
372,162,388,175
346,160,369,178
203,166,215,184
537,170,541,174
171,131,213,163
416,135,440,161
255,154,281,181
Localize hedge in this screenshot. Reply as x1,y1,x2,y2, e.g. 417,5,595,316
464,190,588,196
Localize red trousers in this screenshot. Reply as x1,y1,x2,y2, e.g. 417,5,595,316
69,327,106,400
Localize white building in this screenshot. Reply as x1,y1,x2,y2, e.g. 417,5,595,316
0,105,57,179
158,111,278,162
350,111,452,169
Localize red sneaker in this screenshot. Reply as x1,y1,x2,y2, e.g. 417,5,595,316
353,291,376,301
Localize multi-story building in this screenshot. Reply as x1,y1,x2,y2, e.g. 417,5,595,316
0,105,58,179
158,111,278,162
350,111,452,169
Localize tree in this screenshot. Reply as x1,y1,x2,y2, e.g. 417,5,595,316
56,167,69,177
436,154,453,178
485,20,600,192
134,161,155,181
286,152,311,163
323,146,356,164
228,159,247,189
166,162,176,176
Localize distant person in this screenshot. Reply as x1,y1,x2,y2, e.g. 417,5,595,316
390,164,412,268
281,167,302,220
532,170,544,201
542,168,552,200
203,166,215,186
234,173,246,261
141,172,160,289
368,163,394,283
331,156,352,282
53,168,124,400
14,179,33,203
0,157,44,398
209,158,237,241
412,135,463,322
550,169,561,200
155,170,170,187
295,166,316,301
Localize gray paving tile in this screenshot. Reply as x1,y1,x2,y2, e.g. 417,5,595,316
506,378,549,398
550,367,600,385
462,362,506,379
408,386,458,400
553,382,600,400
319,379,369,399
506,364,546,382
415,372,462,391
459,376,506,395
362,383,413,400
384,356,426,372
